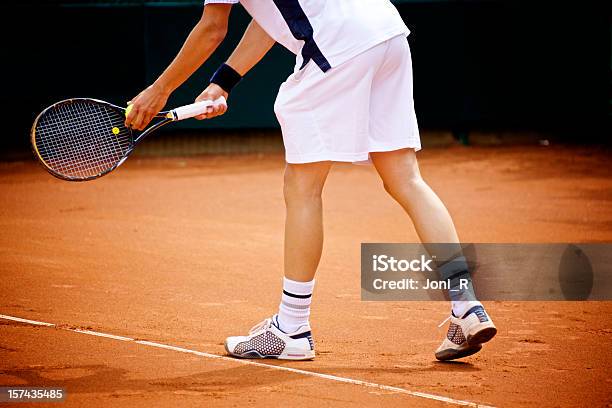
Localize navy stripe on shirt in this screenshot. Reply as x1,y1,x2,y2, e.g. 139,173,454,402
271,0,331,72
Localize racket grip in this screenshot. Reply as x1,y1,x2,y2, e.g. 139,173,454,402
172,96,227,121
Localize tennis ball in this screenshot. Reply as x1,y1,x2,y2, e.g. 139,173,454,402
112,127,120,135
125,104,134,117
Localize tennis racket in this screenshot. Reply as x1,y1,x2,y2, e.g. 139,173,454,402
31,97,226,181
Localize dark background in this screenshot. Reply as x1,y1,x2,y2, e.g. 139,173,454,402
3,0,611,153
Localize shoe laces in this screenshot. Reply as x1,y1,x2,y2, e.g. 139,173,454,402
248,318,272,335
438,315,451,328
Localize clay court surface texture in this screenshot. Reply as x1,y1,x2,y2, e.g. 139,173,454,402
1,145,611,407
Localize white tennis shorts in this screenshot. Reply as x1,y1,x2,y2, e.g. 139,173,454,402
274,35,421,164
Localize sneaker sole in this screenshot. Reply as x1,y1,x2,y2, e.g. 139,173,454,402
435,344,482,361
224,340,315,361
467,326,497,346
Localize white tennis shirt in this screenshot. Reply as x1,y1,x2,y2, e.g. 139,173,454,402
204,0,409,72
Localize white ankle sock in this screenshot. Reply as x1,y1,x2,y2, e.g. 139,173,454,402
277,277,315,333
452,300,483,318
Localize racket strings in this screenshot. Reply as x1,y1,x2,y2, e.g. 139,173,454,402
34,101,132,179
37,105,124,176
37,103,128,176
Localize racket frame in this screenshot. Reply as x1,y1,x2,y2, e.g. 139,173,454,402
31,98,175,182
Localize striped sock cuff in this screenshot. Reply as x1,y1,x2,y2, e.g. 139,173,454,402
277,277,315,333
283,277,315,297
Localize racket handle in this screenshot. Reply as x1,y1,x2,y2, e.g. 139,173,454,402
171,96,227,121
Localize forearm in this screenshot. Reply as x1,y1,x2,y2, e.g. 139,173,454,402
192,19,275,121
226,20,276,76
154,6,231,94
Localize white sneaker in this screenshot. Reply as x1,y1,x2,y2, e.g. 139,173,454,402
435,305,497,361
225,315,315,360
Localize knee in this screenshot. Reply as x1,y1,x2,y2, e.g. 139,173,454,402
382,172,423,200
283,169,325,205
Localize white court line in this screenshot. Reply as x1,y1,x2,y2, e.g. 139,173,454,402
0,315,54,327
0,314,494,407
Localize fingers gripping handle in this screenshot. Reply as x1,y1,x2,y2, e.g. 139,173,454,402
171,96,227,121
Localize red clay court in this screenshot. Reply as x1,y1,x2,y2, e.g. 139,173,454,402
1,145,611,407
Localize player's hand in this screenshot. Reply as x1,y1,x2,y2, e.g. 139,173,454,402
125,83,170,130
194,84,229,120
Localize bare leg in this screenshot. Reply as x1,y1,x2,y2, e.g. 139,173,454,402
370,148,459,244
225,161,332,354
371,148,471,299
283,161,332,282
370,148,485,321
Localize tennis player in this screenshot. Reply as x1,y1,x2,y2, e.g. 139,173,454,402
126,0,496,361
